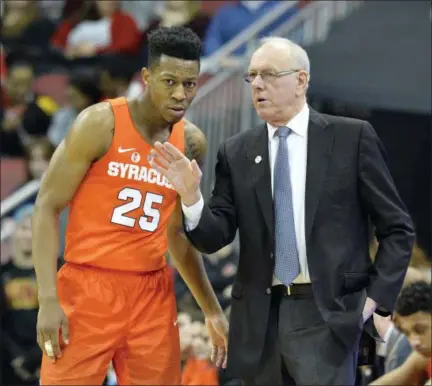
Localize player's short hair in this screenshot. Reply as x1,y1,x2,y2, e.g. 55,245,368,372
147,26,201,68
395,281,432,316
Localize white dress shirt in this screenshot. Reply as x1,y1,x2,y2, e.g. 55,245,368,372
182,103,311,284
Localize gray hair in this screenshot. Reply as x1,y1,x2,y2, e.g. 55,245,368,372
259,36,311,74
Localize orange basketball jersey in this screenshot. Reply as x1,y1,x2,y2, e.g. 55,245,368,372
64,97,184,271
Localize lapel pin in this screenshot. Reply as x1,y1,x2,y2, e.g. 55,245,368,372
255,155,262,164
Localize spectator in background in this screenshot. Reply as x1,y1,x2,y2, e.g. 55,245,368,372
1,61,34,111
125,74,146,99
1,137,55,238
144,1,210,44
99,56,136,100
374,267,430,376
120,0,163,32
203,243,238,311
0,61,58,157
50,0,141,62
181,319,219,385
1,205,41,385
50,0,163,33
178,313,195,366
25,137,68,261
0,138,54,265
1,0,54,57
175,243,238,321
0,45,7,85
37,0,67,23
203,1,298,57
55,0,89,23
47,70,102,146
370,281,432,385
25,137,55,180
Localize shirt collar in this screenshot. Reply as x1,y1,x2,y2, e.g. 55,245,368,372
267,103,309,139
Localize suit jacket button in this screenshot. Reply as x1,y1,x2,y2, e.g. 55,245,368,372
266,288,271,294
270,252,274,259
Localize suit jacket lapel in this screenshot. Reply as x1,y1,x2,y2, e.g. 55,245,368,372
246,124,274,235
305,109,334,242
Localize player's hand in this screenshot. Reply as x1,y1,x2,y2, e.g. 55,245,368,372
205,313,229,369
37,298,69,362
149,141,202,206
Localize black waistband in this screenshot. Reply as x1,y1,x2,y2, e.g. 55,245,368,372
272,283,313,297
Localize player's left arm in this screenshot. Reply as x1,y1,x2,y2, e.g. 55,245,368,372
167,196,223,318
167,121,228,367
167,120,221,317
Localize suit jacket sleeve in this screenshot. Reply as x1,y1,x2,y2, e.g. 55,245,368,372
358,122,415,315
183,143,237,254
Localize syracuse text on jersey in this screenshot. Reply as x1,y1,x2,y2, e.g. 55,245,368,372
107,161,175,190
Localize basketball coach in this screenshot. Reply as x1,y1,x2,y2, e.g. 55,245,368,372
149,37,415,385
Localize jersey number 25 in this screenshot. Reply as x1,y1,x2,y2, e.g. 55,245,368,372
111,187,163,232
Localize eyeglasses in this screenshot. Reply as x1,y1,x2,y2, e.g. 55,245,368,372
243,69,301,84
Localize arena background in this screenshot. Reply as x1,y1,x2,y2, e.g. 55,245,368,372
1,1,430,385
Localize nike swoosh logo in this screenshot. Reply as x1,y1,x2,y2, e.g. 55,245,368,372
118,147,136,153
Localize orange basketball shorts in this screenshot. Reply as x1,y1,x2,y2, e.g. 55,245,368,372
40,262,181,385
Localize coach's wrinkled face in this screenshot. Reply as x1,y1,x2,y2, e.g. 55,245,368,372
394,311,432,357
142,54,199,124
248,43,308,125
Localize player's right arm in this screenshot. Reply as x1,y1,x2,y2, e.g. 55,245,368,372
32,102,113,361
369,351,429,386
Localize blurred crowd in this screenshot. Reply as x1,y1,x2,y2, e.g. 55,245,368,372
1,1,431,386
361,239,431,385
1,1,289,384
0,0,298,158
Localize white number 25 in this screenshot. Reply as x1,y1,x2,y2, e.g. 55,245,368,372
111,188,163,232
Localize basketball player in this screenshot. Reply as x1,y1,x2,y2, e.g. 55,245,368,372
32,27,228,385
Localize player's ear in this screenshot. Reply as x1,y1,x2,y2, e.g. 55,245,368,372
141,67,150,85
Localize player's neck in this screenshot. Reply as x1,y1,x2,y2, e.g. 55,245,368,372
130,94,171,134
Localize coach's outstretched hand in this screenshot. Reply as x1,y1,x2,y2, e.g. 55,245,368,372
205,313,229,369
149,141,202,206
37,298,69,362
